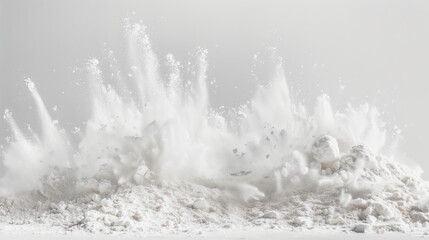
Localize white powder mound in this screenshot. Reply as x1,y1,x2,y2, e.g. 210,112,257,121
0,144,428,235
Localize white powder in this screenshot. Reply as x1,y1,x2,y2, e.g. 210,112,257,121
1,22,429,236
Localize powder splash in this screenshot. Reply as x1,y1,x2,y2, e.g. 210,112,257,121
1,22,428,235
